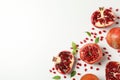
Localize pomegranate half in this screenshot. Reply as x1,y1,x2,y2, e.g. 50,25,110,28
91,7,116,28
106,27,120,49
53,51,75,74
106,61,120,80
80,43,102,64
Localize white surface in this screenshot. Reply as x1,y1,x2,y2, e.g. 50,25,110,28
0,0,120,80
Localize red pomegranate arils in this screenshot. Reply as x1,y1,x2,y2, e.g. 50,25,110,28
105,52,108,54
103,30,106,33
77,73,81,75
85,37,89,40
94,36,96,38
118,50,120,53
103,53,105,56
90,66,93,69
94,33,97,35
72,78,76,80
52,67,55,70
84,68,87,72
64,76,66,78
90,39,93,41
107,57,111,60
91,27,95,30
84,40,86,43
77,63,82,66
80,41,83,44
109,7,112,10
116,22,119,24
77,58,81,61
49,70,52,73
53,72,56,74
103,47,107,50
91,32,93,35
84,64,87,67
117,16,120,19
98,62,102,65
99,31,102,34
76,44,79,47
108,55,112,57
76,66,79,69
96,68,100,71
116,8,119,11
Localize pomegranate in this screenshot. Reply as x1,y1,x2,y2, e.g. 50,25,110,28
81,74,99,80
91,7,116,28
53,51,75,74
106,27,120,49
106,61,120,80
80,43,102,64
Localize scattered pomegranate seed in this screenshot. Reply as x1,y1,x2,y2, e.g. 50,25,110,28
94,33,97,35
84,68,87,72
103,30,106,33
117,16,120,19
72,78,76,80
84,40,86,43
76,66,79,69
94,36,96,38
103,47,106,50
77,63,82,66
90,39,93,41
116,22,119,24
98,62,102,65
52,68,55,70
91,27,95,30
76,50,78,52
64,76,67,78
53,72,56,74
109,7,112,10
76,44,79,47
103,53,105,56
77,73,81,75
77,58,81,61
105,52,108,54
99,31,102,34
108,55,112,57
116,8,119,11
80,41,83,44
96,68,100,71
90,66,93,69
70,47,73,49
86,37,89,40
107,57,111,60
91,32,93,35
84,64,87,67
49,70,52,72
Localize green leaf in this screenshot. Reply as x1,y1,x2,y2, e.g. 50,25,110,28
53,75,61,80
70,70,76,78
95,37,99,43
86,31,91,37
72,42,77,49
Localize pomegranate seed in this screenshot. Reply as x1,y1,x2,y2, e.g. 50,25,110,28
100,36,104,39
90,66,93,69
77,73,81,75
103,30,106,33
94,36,96,38
91,32,93,35
80,41,83,44
91,27,95,30
94,33,97,35
84,40,86,43
107,57,111,60
76,44,79,47
116,8,119,11
103,53,105,56
70,47,73,49
77,63,82,66
109,7,112,10
64,76,66,78
96,68,100,71
49,70,52,72
52,68,55,70
76,50,78,52
90,39,93,41
103,47,106,50
108,55,112,57
99,31,102,34
72,78,76,80
98,62,102,65
53,72,56,74
117,16,120,19
76,66,79,69
105,52,108,54
84,68,87,72
84,64,87,67
86,37,89,40
116,22,119,24
77,58,81,61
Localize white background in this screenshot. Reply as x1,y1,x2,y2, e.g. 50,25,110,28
0,0,120,80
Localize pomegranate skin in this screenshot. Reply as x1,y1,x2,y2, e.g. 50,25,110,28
106,27,120,49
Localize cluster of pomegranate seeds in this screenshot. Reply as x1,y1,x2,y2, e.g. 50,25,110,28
49,67,57,74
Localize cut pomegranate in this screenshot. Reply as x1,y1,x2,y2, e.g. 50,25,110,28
52,51,75,74
91,7,116,28
80,43,102,64
106,61,120,80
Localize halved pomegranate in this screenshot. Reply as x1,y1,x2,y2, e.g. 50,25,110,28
80,43,102,64
106,61,120,80
91,7,116,28
106,27,120,49
53,51,75,74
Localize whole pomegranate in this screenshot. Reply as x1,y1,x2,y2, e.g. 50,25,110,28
91,7,116,28
106,27,120,49
52,51,75,74
80,43,102,64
